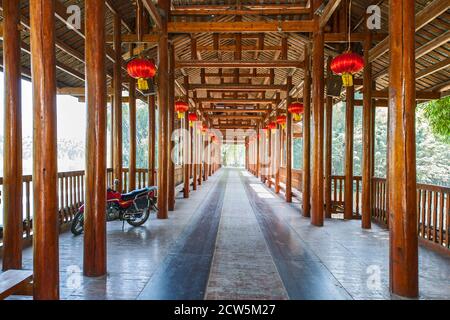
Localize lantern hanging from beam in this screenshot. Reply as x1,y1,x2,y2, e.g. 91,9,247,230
330,51,364,87
267,122,276,133
276,115,287,129
288,102,304,122
188,113,198,126
201,124,208,136
175,101,189,119
127,58,157,90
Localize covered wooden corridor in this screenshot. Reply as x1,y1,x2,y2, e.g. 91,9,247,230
0,0,449,301
2,169,449,300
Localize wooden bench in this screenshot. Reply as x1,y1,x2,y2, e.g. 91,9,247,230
0,270,33,300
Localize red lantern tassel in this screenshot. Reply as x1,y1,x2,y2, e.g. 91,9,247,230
137,78,149,90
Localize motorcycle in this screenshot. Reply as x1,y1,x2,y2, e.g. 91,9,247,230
71,185,158,236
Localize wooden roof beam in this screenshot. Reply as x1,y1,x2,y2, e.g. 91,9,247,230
170,8,310,16
195,98,277,104
324,32,387,42
173,4,309,10
210,115,262,120
415,58,450,81
176,60,305,69
374,30,450,79
142,0,162,29
191,84,286,91
202,108,270,113
168,21,318,33
319,0,342,29
369,0,450,62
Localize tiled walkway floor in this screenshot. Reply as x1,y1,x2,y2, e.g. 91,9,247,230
3,168,450,300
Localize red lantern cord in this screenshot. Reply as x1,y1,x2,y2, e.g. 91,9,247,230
175,101,189,119
127,58,157,90
288,102,304,122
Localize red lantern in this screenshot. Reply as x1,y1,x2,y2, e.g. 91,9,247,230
330,51,364,87
201,124,208,136
175,101,189,119
127,58,157,90
188,113,198,127
288,102,304,122
267,122,276,131
276,115,287,129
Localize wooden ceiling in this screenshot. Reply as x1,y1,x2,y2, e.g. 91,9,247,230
0,0,448,129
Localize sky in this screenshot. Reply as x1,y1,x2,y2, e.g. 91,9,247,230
0,72,88,175
0,72,87,141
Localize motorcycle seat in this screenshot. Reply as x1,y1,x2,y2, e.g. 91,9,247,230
121,188,151,201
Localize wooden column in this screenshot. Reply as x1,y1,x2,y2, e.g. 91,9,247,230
168,42,175,211
183,77,190,198
311,26,325,227
285,76,293,203
362,31,374,229
344,85,354,220
192,124,197,190
148,95,156,186
275,125,281,194
84,0,107,277
324,58,333,219
302,45,311,217
113,15,123,192
2,0,23,271
157,0,170,219
267,128,272,187
256,124,260,177
129,78,137,191
388,0,418,298
198,132,202,186
30,0,59,300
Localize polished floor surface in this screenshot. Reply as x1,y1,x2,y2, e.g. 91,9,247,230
3,168,450,300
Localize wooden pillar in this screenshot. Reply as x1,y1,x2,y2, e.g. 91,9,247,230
285,77,293,203
168,42,175,211
2,0,23,271
109,99,114,170
256,124,260,177
324,58,333,219
362,31,374,229
84,0,107,277
129,78,137,191
148,95,156,186
311,26,325,227
302,45,311,217
198,130,203,186
275,124,281,193
344,85,355,220
30,0,59,300
183,77,190,198
192,124,197,190
267,128,272,187
388,0,418,298
157,0,170,219
113,15,123,192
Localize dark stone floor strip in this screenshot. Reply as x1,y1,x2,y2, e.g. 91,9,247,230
137,171,228,300
240,173,353,300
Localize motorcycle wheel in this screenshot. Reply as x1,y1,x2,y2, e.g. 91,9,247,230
71,211,84,236
126,208,150,227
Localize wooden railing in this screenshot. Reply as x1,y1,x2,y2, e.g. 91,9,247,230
371,178,449,250
0,170,86,242
330,175,362,218
0,167,171,243
265,169,448,250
